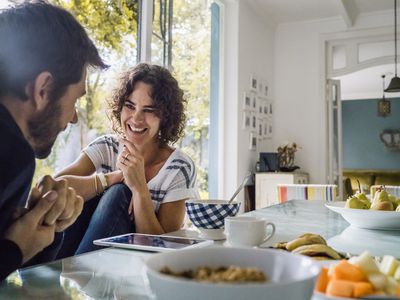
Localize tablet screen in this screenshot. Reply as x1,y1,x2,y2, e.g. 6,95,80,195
94,233,212,251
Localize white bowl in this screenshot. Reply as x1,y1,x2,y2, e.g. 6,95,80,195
326,201,400,230
145,246,320,300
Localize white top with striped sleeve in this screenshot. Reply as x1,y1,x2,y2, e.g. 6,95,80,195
82,134,200,213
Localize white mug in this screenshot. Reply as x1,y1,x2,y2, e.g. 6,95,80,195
224,216,275,247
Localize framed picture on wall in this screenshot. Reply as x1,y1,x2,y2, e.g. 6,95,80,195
251,112,257,132
267,121,273,139
243,91,252,110
263,100,269,116
249,132,257,150
258,81,264,94
242,111,251,130
257,118,263,137
263,119,268,139
257,97,263,115
250,74,258,91
251,93,257,111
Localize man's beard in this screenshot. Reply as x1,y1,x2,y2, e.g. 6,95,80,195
28,101,63,159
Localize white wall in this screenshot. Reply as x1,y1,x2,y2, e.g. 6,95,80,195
220,1,394,203
221,1,275,207
273,12,393,184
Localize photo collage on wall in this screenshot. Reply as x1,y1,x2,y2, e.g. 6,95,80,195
243,74,273,150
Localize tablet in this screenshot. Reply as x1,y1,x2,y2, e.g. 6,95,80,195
93,233,213,252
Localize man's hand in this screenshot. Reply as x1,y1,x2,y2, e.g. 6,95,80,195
30,175,84,232
5,190,58,263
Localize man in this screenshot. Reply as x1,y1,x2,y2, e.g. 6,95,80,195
0,1,107,281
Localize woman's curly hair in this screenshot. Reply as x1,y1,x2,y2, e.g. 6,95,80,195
109,63,187,146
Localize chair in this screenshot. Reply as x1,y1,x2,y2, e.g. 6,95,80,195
370,185,400,199
277,184,338,203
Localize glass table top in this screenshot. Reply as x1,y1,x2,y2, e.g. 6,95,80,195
1,200,399,299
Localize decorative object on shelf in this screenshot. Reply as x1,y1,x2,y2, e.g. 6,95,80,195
259,152,279,172
385,0,400,92
277,142,300,172
378,74,391,117
380,129,400,151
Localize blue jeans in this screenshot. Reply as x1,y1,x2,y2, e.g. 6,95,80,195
57,184,135,258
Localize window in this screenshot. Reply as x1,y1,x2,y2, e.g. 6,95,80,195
33,0,215,199
34,0,140,183
160,1,211,197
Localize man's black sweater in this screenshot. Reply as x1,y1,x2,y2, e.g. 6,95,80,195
0,103,35,281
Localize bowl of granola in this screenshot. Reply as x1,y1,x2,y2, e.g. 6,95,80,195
145,246,320,300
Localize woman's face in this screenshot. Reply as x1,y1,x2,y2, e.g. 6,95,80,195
120,81,161,148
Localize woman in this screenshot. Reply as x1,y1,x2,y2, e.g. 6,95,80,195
56,63,199,257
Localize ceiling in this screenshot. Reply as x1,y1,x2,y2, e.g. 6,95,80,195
249,0,393,26
1,0,397,100
249,0,399,100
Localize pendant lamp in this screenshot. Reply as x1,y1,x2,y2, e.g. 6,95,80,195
386,0,400,92
378,75,391,117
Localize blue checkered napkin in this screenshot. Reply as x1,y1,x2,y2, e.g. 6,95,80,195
186,202,240,229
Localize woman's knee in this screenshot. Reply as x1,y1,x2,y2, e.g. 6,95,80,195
97,183,132,211
106,183,131,197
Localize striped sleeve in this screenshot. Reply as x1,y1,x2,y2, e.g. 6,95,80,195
162,155,200,203
82,135,119,172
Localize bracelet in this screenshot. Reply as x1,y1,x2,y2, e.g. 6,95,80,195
94,174,99,195
97,173,108,191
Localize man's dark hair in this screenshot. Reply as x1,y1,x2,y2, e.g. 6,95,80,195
110,63,187,146
0,0,107,101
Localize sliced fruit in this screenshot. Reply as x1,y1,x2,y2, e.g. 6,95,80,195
393,264,400,280
315,267,329,293
326,279,354,298
353,281,375,298
380,255,399,276
367,272,388,290
350,251,380,274
385,276,400,296
332,260,368,282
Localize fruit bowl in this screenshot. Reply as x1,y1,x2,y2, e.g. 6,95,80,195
326,202,400,230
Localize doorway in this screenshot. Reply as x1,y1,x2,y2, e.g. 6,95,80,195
325,28,400,199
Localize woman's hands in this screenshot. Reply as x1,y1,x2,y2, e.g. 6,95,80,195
116,138,149,217
105,170,124,187
116,138,147,192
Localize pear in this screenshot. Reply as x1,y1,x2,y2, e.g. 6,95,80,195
395,198,400,207
396,205,400,212
388,195,398,209
371,201,394,211
354,192,371,209
373,189,389,204
346,196,369,210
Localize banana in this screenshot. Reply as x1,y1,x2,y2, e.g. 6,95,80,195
273,242,288,250
292,244,341,260
285,233,326,251
310,256,334,261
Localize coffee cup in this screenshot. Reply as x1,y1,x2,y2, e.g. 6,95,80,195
224,216,275,247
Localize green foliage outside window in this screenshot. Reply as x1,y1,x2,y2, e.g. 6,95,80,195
33,0,210,199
